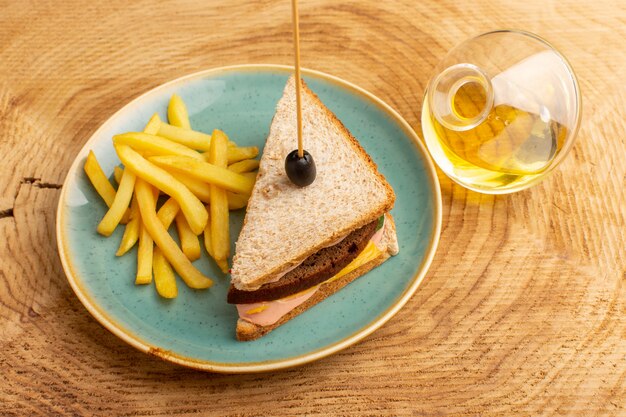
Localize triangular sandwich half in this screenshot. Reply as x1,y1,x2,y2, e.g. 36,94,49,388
229,76,399,341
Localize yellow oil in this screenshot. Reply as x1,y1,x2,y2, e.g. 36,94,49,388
422,81,568,192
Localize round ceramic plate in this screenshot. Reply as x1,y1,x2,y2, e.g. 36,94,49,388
57,65,442,373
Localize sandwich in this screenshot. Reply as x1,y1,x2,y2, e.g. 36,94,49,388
228,76,399,341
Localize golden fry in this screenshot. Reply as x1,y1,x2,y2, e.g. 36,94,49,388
144,113,161,135
203,146,259,164
116,144,207,234
216,259,229,274
176,212,201,261
97,168,136,236
84,150,117,207
135,178,212,289
227,192,250,210
113,132,203,161
113,166,124,184
157,197,180,228
203,207,214,259
158,122,212,150
241,171,258,183
227,146,259,164
202,208,228,273
209,130,230,179
136,221,153,284
208,130,230,268
149,155,254,195
153,196,181,298
210,189,230,269
168,94,191,129
158,121,239,150
228,159,259,174
173,171,250,209
153,247,178,298
84,151,130,224
116,196,140,256
172,171,251,209
170,171,211,203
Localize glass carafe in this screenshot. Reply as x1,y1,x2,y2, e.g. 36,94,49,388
422,30,582,194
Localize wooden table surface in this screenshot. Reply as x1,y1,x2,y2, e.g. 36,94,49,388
1,0,624,415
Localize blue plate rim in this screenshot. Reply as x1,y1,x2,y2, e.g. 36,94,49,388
56,64,442,373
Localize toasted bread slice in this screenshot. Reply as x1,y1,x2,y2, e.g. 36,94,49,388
236,214,398,341
231,76,395,291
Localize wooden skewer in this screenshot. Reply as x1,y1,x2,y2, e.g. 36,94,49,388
291,0,303,158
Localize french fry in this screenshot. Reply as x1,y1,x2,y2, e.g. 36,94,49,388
155,196,201,279
144,113,161,135
209,130,230,168
136,221,153,284
158,122,212,150
214,259,228,274
241,171,258,183
84,151,130,224
113,165,124,184
227,146,259,164
168,94,191,130
175,212,201,261
172,171,250,209
116,144,207,235
210,185,229,265
172,171,211,203
208,130,230,272
113,132,203,161
152,247,178,298
227,192,250,210
153,196,181,297
116,196,140,256
97,168,136,236
84,150,117,207
228,159,260,174
202,146,259,164
157,197,180,228
135,178,212,289
202,208,229,272
149,155,254,195
203,207,214,259
158,121,238,151
228,146,259,164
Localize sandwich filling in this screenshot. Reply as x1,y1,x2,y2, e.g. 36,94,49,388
235,215,387,326
228,217,381,304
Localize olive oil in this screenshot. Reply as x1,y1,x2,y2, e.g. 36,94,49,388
422,79,568,193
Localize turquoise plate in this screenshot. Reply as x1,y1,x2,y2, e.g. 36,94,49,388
56,65,442,373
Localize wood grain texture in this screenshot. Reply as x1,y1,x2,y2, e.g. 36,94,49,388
1,0,624,415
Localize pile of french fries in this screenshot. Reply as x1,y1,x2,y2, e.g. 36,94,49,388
84,94,260,298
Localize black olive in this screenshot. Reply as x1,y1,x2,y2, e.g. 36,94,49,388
285,149,316,187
